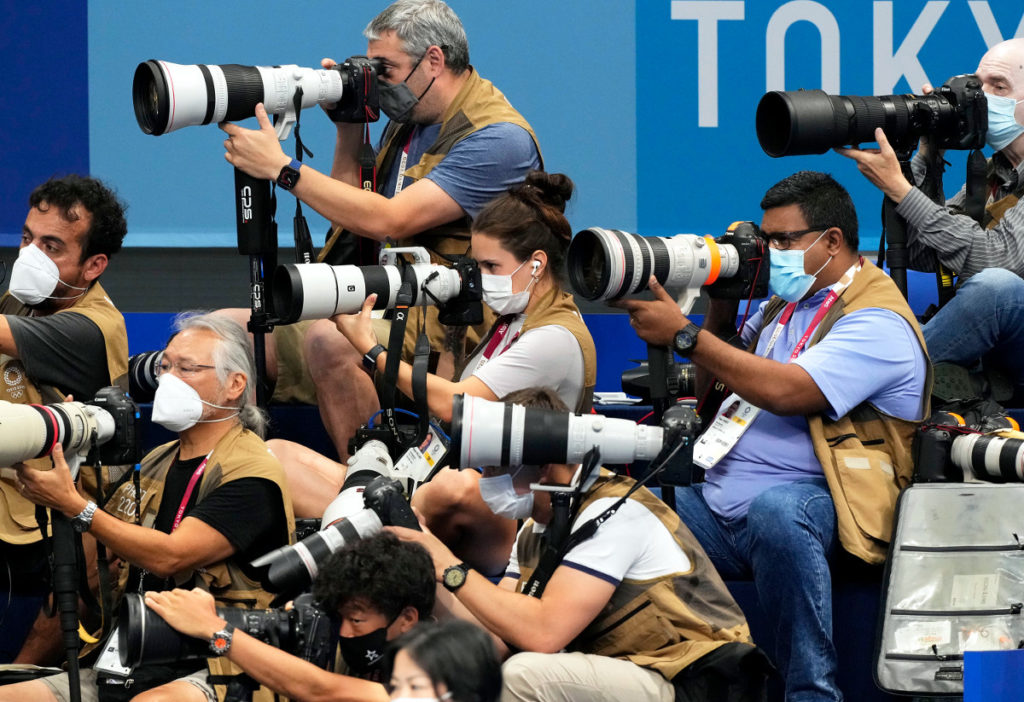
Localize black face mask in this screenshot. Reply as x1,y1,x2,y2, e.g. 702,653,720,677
338,623,391,675
378,53,435,123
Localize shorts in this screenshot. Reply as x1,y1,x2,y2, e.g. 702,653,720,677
39,666,215,702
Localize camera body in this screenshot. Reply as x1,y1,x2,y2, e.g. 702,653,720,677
324,56,382,124
705,221,770,301
89,387,144,467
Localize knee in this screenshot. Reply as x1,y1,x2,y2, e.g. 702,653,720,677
304,319,359,371
747,483,836,538
411,469,480,524
501,652,547,701
963,268,1024,296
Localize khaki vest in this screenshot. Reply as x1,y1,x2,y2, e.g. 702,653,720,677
515,470,752,680
103,423,295,702
751,260,932,564
0,282,128,544
459,287,597,412
319,69,543,362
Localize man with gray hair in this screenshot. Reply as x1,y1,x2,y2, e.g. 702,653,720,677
5,313,295,702
219,0,543,463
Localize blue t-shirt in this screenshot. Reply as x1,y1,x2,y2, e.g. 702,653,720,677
379,122,541,218
702,284,929,520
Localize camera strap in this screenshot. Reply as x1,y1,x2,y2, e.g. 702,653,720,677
288,87,315,264
378,269,415,447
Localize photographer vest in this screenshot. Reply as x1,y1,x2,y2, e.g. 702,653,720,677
103,423,295,702
458,287,597,412
0,282,129,544
751,260,932,564
319,68,543,362
514,471,752,681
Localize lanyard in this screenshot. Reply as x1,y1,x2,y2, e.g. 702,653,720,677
393,130,416,195
481,316,521,361
171,451,212,532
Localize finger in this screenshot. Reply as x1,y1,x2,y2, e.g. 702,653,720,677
255,103,274,131
922,82,933,94
65,395,74,403
648,276,675,303
361,293,378,317
219,122,242,136
875,128,893,154
321,57,337,69
611,299,643,313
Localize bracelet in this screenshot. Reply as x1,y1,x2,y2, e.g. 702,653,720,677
362,344,386,373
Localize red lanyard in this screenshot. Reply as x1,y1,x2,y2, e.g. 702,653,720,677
171,452,211,532
481,317,520,361
771,289,840,361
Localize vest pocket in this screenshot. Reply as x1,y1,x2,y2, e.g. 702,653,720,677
833,448,899,541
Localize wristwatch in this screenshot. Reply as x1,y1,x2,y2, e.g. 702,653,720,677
276,158,302,191
71,501,97,533
209,623,235,656
442,562,470,592
362,344,386,373
673,323,702,357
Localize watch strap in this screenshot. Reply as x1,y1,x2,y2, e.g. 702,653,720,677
72,501,97,533
276,158,302,190
442,562,470,592
362,344,386,373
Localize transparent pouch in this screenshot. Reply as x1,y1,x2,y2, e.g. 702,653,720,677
888,550,1024,612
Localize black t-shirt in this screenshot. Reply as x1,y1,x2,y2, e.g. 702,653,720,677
5,310,110,400
129,453,288,594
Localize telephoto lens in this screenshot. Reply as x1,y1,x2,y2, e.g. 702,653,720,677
127,351,162,403
950,433,1024,483
449,394,663,469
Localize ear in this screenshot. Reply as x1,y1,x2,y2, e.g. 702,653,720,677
825,227,845,255
81,253,108,283
224,370,247,404
531,250,548,276
424,44,446,76
394,605,419,636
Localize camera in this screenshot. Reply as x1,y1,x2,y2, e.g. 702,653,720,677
620,361,696,403
567,221,769,313
252,441,421,594
132,55,381,138
449,394,664,469
756,74,987,157
0,386,142,472
272,245,482,326
119,592,336,670
127,351,162,404
914,408,1022,483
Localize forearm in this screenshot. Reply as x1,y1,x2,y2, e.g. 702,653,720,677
453,572,563,652
0,315,17,357
433,587,510,659
290,168,408,241
226,631,387,702
695,299,740,397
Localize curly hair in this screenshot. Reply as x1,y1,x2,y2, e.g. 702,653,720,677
28,175,128,262
471,171,575,284
312,532,435,620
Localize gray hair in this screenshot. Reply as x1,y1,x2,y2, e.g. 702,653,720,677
171,312,268,437
365,0,469,73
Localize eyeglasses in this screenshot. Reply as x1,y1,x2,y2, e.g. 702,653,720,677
758,226,832,251
155,354,216,378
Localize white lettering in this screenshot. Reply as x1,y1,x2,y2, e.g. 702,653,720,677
671,0,745,127
240,185,253,223
765,2,841,93
968,1,1024,49
873,1,947,94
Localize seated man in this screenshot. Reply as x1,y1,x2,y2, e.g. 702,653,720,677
144,532,436,702
838,37,1024,395
620,171,930,701
0,175,129,661
394,387,761,702
3,313,294,702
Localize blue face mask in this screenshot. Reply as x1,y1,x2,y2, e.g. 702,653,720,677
986,93,1024,151
768,230,831,302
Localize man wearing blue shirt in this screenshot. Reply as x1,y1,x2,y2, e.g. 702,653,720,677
620,171,930,702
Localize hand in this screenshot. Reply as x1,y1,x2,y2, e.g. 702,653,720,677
16,444,87,517
387,509,459,583
610,277,688,346
220,104,291,180
331,294,378,356
834,127,913,203
144,588,226,640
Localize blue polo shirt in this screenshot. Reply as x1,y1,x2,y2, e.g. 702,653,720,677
702,285,928,520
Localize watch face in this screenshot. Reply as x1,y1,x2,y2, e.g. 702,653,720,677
210,629,232,655
443,565,467,590
277,167,300,190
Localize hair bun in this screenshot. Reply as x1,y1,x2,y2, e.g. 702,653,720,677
521,171,574,213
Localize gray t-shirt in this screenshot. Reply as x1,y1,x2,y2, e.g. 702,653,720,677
5,311,110,400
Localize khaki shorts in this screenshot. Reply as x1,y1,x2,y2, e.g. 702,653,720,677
39,666,215,702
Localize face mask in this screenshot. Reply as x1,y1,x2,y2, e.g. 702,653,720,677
767,230,831,302
378,54,435,123
391,694,452,702
151,372,238,432
481,259,537,316
479,467,534,519
986,93,1024,151
8,244,87,306
338,624,391,674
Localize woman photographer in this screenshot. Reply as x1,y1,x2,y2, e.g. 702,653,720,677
386,620,502,702
273,171,597,532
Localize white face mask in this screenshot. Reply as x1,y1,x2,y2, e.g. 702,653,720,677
8,243,88,306
391,694,452,702
151,371,239,432
478,467,534,519
480,259,538,316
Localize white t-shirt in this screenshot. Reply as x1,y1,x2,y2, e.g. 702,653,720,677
461,318,585,410
505,497,691,586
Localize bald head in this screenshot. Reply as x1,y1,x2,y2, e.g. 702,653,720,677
977,39,1024,97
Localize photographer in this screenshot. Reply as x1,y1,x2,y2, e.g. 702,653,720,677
143,533,436,702
393,386,759,702
619,171,930,702
219,0,542,462
272,173,596,576
0,175,129,662
1,313,293,702
838,37,1024,395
